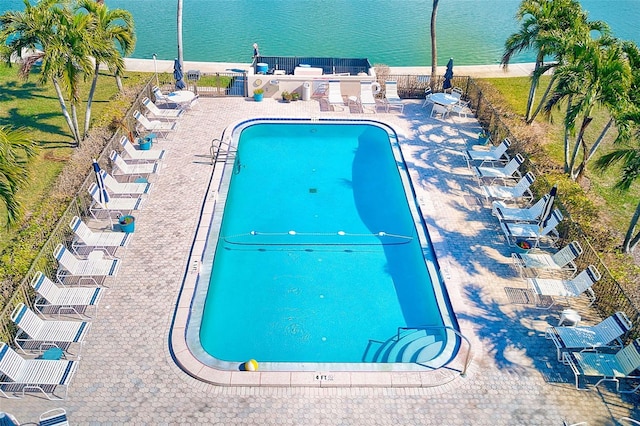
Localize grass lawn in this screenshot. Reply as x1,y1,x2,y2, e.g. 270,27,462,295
0,63,149,251
480,76,640,241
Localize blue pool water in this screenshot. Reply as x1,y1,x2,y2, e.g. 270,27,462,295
193,120,457,369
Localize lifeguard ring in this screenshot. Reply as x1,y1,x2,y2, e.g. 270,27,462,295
371,82,382,95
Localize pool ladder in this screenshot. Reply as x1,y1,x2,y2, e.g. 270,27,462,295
210,138,235,165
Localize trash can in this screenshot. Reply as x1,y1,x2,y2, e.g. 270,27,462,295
186,70,201,81
256,62,268,74
302,81,311,101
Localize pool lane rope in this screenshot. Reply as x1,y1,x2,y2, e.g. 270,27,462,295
221,230,414,246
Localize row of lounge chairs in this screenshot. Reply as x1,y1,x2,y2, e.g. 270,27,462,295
327,80,406,113
0,128,169,401
465,135,640,393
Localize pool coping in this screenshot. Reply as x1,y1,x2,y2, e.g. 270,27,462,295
168,117,476,387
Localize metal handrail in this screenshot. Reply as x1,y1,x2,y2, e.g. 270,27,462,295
209,138,234,165
397,325,472,377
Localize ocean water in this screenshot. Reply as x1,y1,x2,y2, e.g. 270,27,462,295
1,0,638,66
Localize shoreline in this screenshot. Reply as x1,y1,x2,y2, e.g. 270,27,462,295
125,58,536,79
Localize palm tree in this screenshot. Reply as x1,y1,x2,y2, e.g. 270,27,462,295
0,126,37,227
1,0,95,146
76,0,135,139
501,0,601,123
595,133,640,253
177,0,183,69
429,0,440,91
545,35,632,179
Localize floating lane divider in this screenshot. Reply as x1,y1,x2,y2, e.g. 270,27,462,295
221,230,414,246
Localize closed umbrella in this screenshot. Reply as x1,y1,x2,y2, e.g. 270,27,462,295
173,58,186,90
536,184,557,245
443,57,454,90
92,159,112,228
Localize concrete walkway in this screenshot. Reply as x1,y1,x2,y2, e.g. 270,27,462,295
125,58,537,78
3,98,637,424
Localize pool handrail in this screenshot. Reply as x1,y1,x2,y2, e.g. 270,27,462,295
397,325,472,377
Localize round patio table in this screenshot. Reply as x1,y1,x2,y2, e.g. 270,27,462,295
429,93,459,107
167,90,196,106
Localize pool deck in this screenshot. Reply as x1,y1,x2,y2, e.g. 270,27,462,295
4,97,638,424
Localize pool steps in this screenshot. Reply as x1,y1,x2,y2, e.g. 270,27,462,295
367,329,446,364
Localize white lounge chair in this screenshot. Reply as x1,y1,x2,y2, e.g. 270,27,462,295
109,150,159,177
11,303,90,356
328,80,345,111
563,338,640,393
492,195,549,223
0,342,79,400
31,271,105,318
39,408,70,426
359,81,379,113
54,243,121,285
473,153,524,184
69,215,131,255
142,96,184,120
99,170,150,195
88,182,143,219
500,208,563,247
383,80,404,113
512,240,582,278
152,86,172,106
465,138,511,167
133,110,177,137
118,136,166,162
480,171,535,204
546,311,632,361
526,264,601,309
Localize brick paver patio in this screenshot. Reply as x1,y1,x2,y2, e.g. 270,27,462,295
2,97,638,424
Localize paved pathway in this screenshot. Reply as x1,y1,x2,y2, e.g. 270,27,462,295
3,98,638,424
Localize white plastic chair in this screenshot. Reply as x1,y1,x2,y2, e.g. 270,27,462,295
512,240,582,278
109,150,160,177
11,303,90,356
69,215,132,255
119,136,166,162
31,271,105,318
88,182,143,220
480,171,535,203
546,311,631,361
499,208,562,246
527,264,600,309
383,81,404,113
142,97,184,120
473,153,524,184
422,87,433,108
430,103,449,119
465,138,511,166
492,195,549,223
0,342,79,400
39,408,70,426
328,80,345,111
54,243,121,284
133,110,177,137
99,170,151,195
359,81,378,113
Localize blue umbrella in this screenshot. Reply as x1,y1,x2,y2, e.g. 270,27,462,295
443,57,454,90
173,58,186,90
536,184,557,245
92,159,109,207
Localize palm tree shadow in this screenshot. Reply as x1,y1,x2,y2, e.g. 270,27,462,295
459,283,576,384
2,107,73,147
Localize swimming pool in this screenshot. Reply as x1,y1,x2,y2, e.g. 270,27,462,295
186,119,459,372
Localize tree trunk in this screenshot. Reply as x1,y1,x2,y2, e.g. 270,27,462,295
524,54,543,122
52,78,81,145
429,0,439,91
623,201,640,253
527,74,556,124
568,115,592,179
84,63,100,139
563,96,573,173
177,0,184,68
